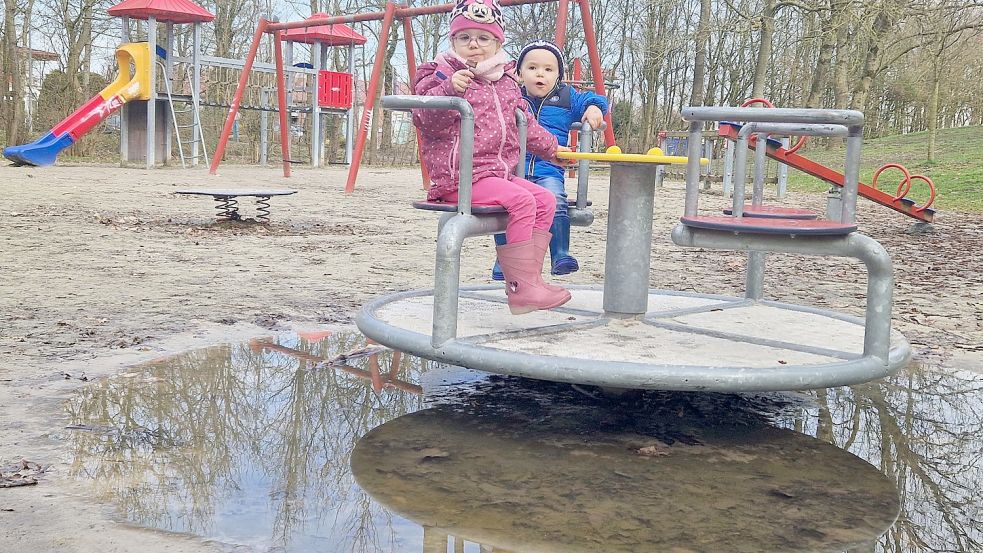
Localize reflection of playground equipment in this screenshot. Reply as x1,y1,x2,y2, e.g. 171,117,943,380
3,43,152,166
352,398,900,552
210,0,616,191
358,102,910,393
249,338,421,395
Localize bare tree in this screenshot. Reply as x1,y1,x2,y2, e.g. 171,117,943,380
689,0,711,106
1,0,25,144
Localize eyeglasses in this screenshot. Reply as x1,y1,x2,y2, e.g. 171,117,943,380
452,33,496,47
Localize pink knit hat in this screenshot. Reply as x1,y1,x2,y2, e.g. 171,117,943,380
449,0,505,44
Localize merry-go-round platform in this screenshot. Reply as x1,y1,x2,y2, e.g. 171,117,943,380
357,285,910,392
358,99,911,393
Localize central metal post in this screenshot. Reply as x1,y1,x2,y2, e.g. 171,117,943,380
603,163,657,315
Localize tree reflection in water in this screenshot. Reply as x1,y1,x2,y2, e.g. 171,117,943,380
66,331,430,552
65,332,983,553
773,365,983,552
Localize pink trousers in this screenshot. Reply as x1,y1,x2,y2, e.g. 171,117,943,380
441,175,555,243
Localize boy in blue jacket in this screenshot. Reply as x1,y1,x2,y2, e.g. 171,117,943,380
492,40,609,279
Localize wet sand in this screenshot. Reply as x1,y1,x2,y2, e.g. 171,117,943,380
1,162,980,551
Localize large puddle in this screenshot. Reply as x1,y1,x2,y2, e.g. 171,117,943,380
65,330,983,552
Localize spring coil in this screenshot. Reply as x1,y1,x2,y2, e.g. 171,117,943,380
213,196,240,220
255,196,272,222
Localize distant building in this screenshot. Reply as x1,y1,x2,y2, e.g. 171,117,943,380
353,79,414,145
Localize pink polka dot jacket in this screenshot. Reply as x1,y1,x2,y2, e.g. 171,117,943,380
412,55,559,201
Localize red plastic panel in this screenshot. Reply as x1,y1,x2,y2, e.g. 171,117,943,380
318,71,353,109
52,94,106,136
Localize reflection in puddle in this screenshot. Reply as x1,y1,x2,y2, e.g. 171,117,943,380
353,394,898,552
66,331,428,551
65,331,983,552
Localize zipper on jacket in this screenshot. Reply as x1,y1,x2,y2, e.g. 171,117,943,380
526,96,548,177
489,83,509,178
450,134,460,183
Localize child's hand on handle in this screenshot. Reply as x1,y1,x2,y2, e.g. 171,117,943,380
451,69,474,94
552,145,576,166
583,105,605,131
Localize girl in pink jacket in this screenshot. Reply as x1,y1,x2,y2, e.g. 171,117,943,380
412,0,571,315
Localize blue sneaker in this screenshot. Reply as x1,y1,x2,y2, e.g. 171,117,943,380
551,255,580,276
491,233,507,281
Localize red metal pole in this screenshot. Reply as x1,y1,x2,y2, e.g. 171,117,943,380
402,13,430,190
578,0,615,147
264,0,555,31
567,57,581,178
570,59,582,155
267,11,387,31
345,2,398,193
210,19,268,174
273,30,291,177
555,0,569,47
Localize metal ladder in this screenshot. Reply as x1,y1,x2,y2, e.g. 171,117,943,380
159,62,209,168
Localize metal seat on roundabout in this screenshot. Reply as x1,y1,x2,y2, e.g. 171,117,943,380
356,99,911,392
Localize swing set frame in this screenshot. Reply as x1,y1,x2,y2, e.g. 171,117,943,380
208,0,614,191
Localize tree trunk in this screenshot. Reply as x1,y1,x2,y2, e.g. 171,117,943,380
851,7,896,111
927,68,940,162
688,0,710,106
750,0,775,100
831,20,850,110
2,0,24,144
21,0,35,134
805,0,844,108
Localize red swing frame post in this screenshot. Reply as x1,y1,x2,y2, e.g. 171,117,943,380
401,10,430,189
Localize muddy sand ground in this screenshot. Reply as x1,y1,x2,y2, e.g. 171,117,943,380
1,163,981,552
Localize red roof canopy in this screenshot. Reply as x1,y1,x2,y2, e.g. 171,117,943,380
282,13,367,46
108,0,214,24
16,46,59,62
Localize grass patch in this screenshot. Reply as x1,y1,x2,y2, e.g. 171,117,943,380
784,125,983,213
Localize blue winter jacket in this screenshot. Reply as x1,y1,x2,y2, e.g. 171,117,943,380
522,83,609,180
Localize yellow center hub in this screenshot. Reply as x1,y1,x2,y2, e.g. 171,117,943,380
557,145,708,165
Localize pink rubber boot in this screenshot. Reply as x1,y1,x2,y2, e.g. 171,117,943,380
531,230,566,294
496,239,572,315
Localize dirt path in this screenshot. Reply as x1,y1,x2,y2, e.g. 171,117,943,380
1,163,980,551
